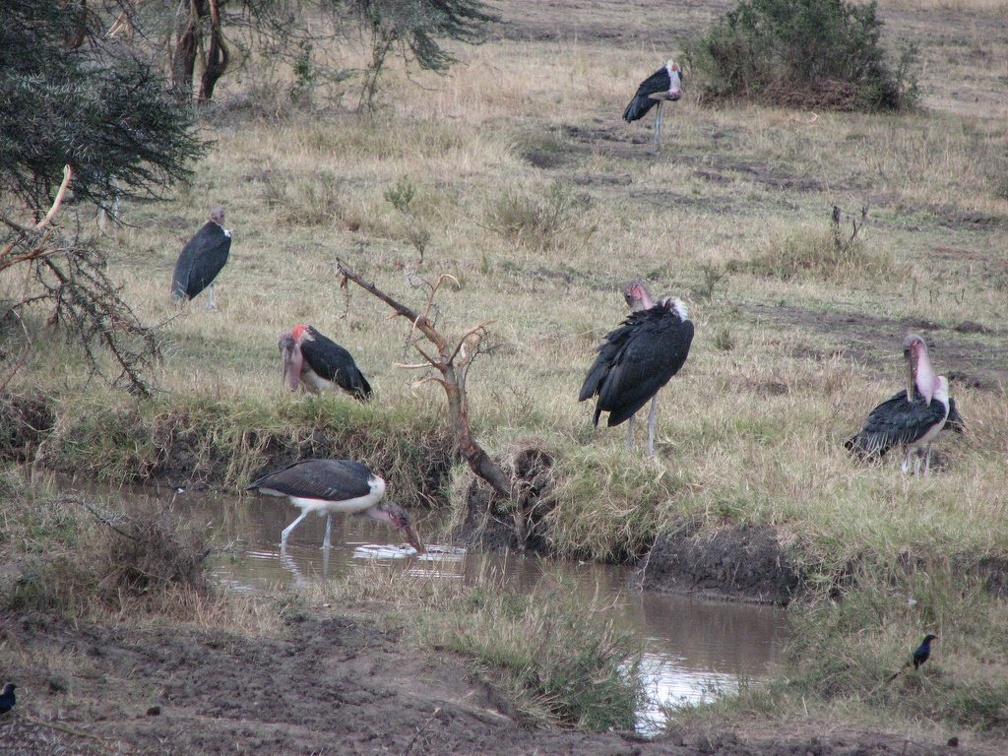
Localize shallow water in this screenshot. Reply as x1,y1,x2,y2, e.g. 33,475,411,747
119,485,787,735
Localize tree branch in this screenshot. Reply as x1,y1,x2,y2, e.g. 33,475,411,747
337,261,514,501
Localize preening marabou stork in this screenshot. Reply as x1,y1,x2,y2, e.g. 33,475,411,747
246,459,424,553
280,324,372,401
579,280,694,457
171,207,232,310
846,333,954,475
623,60,683,151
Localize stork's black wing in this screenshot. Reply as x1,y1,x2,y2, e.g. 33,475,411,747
302,327,372,401
171,221,231,300
580,303,694,427
944,396,963,433
247,459,375,500
623,66,671,122
846,389,949,458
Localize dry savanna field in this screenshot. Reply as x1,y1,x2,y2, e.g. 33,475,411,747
2,0,1008,753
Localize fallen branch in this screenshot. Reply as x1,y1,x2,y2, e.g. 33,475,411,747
337,261,514,502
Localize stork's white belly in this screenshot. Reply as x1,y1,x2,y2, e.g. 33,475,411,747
300,368,334,394
289,492,383,516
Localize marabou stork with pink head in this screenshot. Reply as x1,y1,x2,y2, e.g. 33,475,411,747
623,60,683,151
280,324,372,401
247,458,424,553
846,333,958,475
579,280,694,457
171,207,231,310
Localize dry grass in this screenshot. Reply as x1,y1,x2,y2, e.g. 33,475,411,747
1,0,1005,574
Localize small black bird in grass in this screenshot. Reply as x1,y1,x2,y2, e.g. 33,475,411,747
0,682,16,714
887,634,937,683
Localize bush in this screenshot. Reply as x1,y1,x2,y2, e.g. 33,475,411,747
685,0,919,111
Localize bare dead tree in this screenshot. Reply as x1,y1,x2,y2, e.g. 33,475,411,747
336,260,515,503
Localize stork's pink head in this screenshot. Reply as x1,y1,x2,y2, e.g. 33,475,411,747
368,501,425,554
209,207,225,226
624,279,656,311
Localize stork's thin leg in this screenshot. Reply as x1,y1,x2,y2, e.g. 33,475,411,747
281,510,310,547
626,415,636,450
323,513,333,550
206,283,217,311
322,540,331,576
923,446,933,476
646,394,659,458
652,102,663,152
901,449,912,474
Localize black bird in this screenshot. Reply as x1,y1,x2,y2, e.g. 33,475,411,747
623,60,683,150
0,682,15,715
246,459,424,553
913,633,938,668
846,334,953,475
171,207,232,310
579,280,694,457
279,324,372,401
887,634,937,682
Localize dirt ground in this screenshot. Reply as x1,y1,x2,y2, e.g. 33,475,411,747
0,608,987,756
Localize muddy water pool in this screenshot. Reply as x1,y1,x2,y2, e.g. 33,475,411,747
120,485,787,734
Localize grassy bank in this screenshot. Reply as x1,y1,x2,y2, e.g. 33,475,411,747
2,0,1008,745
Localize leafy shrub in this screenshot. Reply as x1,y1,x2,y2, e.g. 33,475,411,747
685,0,919,111
486,182,586,251
729,229,899,283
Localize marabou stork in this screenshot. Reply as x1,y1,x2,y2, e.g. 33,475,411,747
280,324,372,400
846,333,954,475
579,280,694,457
171,207,232,310
623,60,683,151
246,458,424,553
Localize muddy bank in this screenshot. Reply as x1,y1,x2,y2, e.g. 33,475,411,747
0,609,983,755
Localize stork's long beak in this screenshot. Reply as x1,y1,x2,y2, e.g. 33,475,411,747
279,334,302,391
401,522,425,554
904,345,916,402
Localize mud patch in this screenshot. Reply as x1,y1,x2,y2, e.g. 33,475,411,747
0,608,988,755
638,523,801,606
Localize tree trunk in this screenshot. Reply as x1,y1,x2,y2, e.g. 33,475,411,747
197,0,229,104
171,0,208,104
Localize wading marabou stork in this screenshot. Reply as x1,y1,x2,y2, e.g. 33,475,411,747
623,60,683,151
280,324,372,400
171,207,231,310
846,334,954,475
246,459,424,553
579,280,694,457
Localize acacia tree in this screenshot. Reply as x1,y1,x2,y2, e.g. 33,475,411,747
350,0,498,112
158,0,496,108
1,1,204,394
